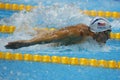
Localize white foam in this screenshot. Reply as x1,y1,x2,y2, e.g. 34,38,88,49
111,19,120,32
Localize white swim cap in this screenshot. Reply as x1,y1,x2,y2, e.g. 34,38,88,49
89,17,111,33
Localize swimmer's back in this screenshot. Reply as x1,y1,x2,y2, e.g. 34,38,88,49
54,24,90,37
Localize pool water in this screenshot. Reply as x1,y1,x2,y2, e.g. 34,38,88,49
0,0,120,80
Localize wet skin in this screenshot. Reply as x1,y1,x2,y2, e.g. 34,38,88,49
5,24,111,49
93,30,111,43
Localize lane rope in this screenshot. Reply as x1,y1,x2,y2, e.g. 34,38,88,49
0,52,120,69
0,2,120,18
0,25,120,39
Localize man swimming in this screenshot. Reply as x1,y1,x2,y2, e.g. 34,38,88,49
5,17,111,49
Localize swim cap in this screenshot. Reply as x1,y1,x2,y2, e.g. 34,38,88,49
89,17,111,33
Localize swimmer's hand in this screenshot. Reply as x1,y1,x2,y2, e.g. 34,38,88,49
5,41,30,49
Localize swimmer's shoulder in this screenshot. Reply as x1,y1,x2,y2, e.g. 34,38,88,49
75,23,90,32
75,23,89,28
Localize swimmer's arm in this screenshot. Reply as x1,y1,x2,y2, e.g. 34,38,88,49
4,29,71,49
5,25,88,49
5,30,71,49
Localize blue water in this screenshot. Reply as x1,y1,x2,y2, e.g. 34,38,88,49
0,60,120,80
0,0,120,80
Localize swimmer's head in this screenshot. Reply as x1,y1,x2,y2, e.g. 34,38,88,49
89,17,112,43
89,17,111,33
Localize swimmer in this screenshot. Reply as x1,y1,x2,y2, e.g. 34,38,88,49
5,17,111,49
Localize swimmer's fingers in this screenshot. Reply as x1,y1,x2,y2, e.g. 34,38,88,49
5,41,28,49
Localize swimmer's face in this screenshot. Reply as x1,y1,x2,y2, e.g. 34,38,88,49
94,30,111,43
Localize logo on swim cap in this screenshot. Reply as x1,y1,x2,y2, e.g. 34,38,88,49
89,17,111,33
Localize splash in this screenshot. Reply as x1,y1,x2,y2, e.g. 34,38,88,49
111,19,120,32
0,2,119,53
